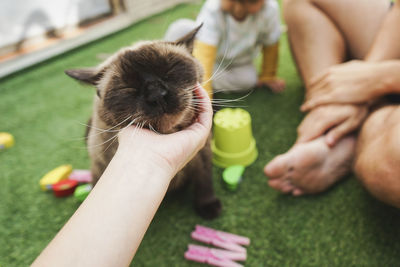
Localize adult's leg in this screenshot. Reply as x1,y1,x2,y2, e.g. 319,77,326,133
284,0,389,87
354,105,400,208
265,0,389,195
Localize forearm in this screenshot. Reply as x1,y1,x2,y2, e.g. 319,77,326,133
32,150,172,267
366,2,400,61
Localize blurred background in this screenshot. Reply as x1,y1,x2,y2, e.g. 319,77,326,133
0,0,193,78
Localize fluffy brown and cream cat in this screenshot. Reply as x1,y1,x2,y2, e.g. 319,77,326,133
65,25,221,219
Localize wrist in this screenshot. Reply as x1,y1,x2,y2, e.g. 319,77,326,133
109,148,175,185
258,76,276,82
383,61,400,95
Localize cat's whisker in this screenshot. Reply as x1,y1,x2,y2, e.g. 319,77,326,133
69,115,133,142
183,41,233,93
148,123,161,134
192,102,247,109
196,90,252,103
87,116,140,151
87,133,119,149
192,95,250,108
203,34,233,85
200,50,237,89
101,132,119,155
79,115,133,134
121,116,140,130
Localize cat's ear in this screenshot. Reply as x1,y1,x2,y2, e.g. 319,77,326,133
175,23,203,53
65,68,102,85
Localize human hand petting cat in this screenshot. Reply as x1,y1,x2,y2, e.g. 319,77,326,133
301,60,391,111
296,103,368,147
117,83,213,176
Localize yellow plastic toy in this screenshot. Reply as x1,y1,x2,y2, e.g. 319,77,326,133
40,165,72,191
0,132,14,150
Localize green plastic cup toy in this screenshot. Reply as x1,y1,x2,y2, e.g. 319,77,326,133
223,165,245,191
212,108,258,167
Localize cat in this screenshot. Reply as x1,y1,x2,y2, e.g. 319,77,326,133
65,25,222,219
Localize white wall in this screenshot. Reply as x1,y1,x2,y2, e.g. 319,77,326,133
0,0,111,48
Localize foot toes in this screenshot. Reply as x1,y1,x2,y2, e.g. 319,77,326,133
292,188,304,196
268,178,294,194
280,180,295,194
268,178,284,190
264,155,291,178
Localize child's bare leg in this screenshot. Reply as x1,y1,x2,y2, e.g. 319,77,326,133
354,105,400,208
265,0,389,195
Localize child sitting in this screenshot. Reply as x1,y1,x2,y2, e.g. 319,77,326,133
165,0,285,97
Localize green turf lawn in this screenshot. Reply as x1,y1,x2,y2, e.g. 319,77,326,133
1,2,400,266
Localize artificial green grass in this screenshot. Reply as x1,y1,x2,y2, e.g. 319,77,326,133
1,2,400,266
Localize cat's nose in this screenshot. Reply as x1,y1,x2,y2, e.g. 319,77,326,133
145,84,168,110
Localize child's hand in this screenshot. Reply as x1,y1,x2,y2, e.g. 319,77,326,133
257,78,286,93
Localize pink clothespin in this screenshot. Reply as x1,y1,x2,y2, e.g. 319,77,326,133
185,244,245,267
68,169,92,183
191,225,250,253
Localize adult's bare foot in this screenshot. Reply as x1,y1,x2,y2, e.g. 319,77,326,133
264,136,356,196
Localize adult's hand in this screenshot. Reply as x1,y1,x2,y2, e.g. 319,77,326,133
296,104,368,147
31,86,213,267
301,60,389,111
117,83,213,176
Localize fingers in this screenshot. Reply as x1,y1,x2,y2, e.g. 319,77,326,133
325,106,367,146
187,83,213,133
296,108,346,144
325,118,357,147
170,84,213,164
301,94,332,112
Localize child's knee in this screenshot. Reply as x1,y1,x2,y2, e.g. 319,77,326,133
213,65,257,92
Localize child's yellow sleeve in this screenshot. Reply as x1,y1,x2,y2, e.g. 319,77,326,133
193,40,217,98
259,42,279,82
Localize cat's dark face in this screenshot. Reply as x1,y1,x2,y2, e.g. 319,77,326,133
97,41,202,133
66,26,203,133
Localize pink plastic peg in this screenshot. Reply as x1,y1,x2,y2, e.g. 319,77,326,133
68,169,92,183
191,225,250,252
185,244,244,267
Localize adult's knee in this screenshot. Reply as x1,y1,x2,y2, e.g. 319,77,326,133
354,124,400,208
282,0,311,25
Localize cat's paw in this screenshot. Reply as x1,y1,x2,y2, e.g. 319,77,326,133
196,198,222,220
